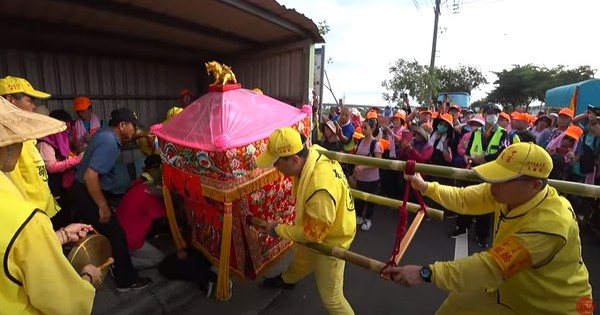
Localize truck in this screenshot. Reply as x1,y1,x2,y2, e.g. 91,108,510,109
437,92,471,109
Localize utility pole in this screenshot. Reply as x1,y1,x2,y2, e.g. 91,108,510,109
428,0,442,105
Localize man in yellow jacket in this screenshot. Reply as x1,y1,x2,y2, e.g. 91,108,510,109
0,96,100,315
257,128,357,315
383,142,592,315
0,76,61,223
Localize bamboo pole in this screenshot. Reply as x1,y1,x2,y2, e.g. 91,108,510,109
247,216,387,273
318,149,600,198
304,243,387,273
351,189,444,221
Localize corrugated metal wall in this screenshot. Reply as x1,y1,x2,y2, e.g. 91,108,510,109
0,49,201,127
230,41,313,106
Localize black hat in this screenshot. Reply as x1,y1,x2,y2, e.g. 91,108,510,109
144,155,162,169
110,107,139,126
482,104,501,115
588,104,600,116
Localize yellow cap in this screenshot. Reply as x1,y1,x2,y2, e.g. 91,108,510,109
353,132,365,140
256,128,304,168
164,107,183,123
0,76,51,99
473,142,553,183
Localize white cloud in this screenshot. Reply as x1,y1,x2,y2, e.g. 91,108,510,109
279,0,600,104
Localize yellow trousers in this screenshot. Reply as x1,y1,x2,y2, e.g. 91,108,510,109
282,246,355,315
436,291,516,315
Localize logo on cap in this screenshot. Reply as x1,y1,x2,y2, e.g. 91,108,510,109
278,144,292,154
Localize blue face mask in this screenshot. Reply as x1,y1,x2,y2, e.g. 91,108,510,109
437,124,448,133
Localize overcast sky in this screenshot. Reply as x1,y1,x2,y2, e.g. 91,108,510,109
278,0,600,105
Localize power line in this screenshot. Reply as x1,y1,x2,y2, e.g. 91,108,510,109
413,0,422,12
460,0,512,7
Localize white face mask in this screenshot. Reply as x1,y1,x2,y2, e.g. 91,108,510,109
486,114,499,125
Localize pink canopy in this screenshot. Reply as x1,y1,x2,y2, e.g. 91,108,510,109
152,88,311,151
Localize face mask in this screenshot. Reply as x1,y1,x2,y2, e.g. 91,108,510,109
436,124,448,133
486,114,499,125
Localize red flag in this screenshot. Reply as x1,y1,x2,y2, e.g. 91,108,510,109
569,86,579,114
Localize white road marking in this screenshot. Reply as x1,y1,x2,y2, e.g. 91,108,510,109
454,232,469,260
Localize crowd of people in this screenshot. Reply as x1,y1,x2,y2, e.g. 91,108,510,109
261,119,593,315
319,100,600,243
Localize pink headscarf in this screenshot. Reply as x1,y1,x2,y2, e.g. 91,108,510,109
39,130,71,158
546,132,577,153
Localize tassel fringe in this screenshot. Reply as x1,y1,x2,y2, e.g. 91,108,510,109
216,202,233,301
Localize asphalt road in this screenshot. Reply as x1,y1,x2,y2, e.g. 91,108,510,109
257,206,600,315
175,205,599,315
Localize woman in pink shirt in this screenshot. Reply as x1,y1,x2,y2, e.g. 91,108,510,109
383,112,407,159
37,110,81,207
351,118,382,231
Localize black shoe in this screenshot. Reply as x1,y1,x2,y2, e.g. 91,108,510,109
116,276,152,293
262,275,295,290
475,237,489,248
446,213,458,219
449,229,467,238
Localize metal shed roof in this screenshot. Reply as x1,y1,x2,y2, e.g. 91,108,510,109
0,0,323,62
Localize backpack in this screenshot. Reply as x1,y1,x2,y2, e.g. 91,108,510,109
357,138,381,158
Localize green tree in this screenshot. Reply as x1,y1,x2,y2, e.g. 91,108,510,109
318,20,330,36
486,64,596,111
487,64,541,111
382,59,486,107
382,59,431,107
437,65,488,94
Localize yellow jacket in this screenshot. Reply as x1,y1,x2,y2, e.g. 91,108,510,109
0,174,95,315
425,182,592,315
276,147,357,249
7,140,60,217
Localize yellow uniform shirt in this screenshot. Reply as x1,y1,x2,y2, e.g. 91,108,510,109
276,148,357,249
7,140,60,217
0,174,95,315
424,182,592,315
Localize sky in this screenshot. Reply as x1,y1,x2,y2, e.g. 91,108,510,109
278,0,600,105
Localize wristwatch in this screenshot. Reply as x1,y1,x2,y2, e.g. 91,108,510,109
420,265,432,282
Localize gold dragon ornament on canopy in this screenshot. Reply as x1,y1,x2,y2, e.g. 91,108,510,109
205,61,238,86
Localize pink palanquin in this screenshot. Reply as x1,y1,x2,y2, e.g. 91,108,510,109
152,85,312,280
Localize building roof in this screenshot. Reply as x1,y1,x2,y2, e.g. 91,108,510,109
0,0,324,62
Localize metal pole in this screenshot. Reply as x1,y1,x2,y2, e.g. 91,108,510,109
428,0,442,103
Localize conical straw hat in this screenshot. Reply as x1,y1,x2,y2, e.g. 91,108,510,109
0,96,66,147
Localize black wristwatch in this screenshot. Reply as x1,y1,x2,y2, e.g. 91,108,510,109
420,265,432,282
